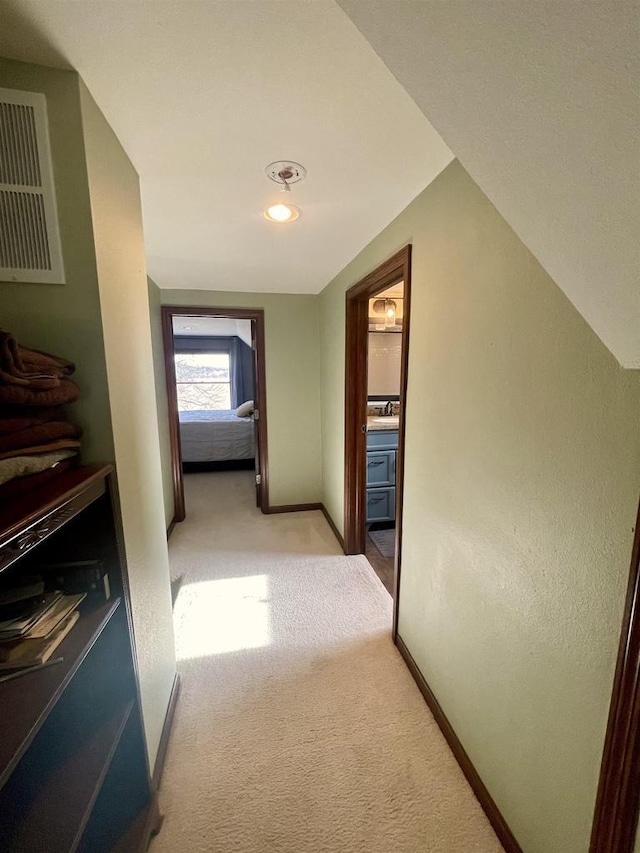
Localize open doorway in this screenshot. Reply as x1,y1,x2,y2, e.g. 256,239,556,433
161,306,268,523
344,246,411,637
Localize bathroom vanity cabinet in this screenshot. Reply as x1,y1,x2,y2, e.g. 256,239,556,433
366,429,398,524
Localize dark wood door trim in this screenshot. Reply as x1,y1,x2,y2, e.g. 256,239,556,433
161,307,186,522
344,245,411,638
590,499,640,853
160,306,269,521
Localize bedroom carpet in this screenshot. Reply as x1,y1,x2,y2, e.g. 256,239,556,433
154,471,503,853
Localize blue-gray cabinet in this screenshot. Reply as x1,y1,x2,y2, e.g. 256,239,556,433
366,451,395,487
366,429,398,524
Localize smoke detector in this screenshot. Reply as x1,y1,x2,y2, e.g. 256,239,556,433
265,161,307,193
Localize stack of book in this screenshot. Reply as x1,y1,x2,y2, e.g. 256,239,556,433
0,585,85,671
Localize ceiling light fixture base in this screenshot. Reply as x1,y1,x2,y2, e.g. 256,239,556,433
265,161,307,191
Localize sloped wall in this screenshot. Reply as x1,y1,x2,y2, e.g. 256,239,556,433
319,159,640,852
338,0,640,368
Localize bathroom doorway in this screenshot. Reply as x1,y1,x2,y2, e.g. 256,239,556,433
343,246,411,638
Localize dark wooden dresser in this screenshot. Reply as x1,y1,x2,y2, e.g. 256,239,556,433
0,465,161,852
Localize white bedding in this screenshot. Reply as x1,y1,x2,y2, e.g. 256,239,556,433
179,409,255,462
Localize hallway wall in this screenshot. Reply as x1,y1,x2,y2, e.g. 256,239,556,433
0,58,176,774
0,59,113,462
155,290,322,507
318,159,640,852
80,82,176,769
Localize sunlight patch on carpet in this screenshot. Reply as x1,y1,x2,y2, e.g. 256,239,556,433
173,575,271,659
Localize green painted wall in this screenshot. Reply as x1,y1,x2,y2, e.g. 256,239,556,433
0,58,175,773
148,278,174,527
0,59,113,462
319,160,640,852
80,83,176,770
157,290,322,507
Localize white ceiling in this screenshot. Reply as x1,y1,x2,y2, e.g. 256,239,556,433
0,0,452,296
338,0,640,367
172,316,252,347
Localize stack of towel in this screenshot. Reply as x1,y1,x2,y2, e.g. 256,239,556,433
0,330,83,499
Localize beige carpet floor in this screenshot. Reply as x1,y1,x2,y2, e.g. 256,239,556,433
153,471,503,853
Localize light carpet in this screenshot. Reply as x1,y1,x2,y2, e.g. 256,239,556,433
153,471,503,853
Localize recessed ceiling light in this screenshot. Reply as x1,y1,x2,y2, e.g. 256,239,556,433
262,203,300,223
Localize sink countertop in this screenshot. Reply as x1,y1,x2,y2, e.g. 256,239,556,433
367,416,399,432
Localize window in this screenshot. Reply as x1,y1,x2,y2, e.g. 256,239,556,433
175,352,231,411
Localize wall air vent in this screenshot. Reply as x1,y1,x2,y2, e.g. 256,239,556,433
0,87,65,284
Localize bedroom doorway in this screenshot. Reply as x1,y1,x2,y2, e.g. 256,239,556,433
161,306,268,523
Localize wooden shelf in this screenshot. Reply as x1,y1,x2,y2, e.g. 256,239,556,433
0,598,121,788
0,465,113,576
5,698,135,853
0,463,157,852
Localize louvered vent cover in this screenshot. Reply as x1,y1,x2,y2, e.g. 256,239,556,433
0,88,65,284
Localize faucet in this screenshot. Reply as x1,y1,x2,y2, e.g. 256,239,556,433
384,401,393,417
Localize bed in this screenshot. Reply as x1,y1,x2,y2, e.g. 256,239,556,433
179,409,255,463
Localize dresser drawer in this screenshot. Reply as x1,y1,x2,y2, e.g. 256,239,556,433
366,451,395,487
366,487,395,523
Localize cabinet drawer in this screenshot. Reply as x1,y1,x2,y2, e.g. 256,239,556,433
366,430,398,451
366,487,395,523
366,451,395,487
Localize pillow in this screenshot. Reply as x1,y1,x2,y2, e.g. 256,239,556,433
235,400,254,418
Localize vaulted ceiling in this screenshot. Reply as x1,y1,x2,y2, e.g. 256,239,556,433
1,1,636,366
0,1,452,295
338,1,640,367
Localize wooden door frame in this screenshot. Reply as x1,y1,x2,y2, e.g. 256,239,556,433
161,305,269,523
344,245,411,638
590,498,640,852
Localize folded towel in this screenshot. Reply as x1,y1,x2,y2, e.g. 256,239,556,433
0,331,75,389
18,346,75,378
0,439,81,462
0,457,76,501
0,449,78,486
0,422,82,453
0,407,66,433
0,379,80,407
0,369,60,390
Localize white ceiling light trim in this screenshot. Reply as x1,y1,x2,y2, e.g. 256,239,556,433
263,203,300,223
